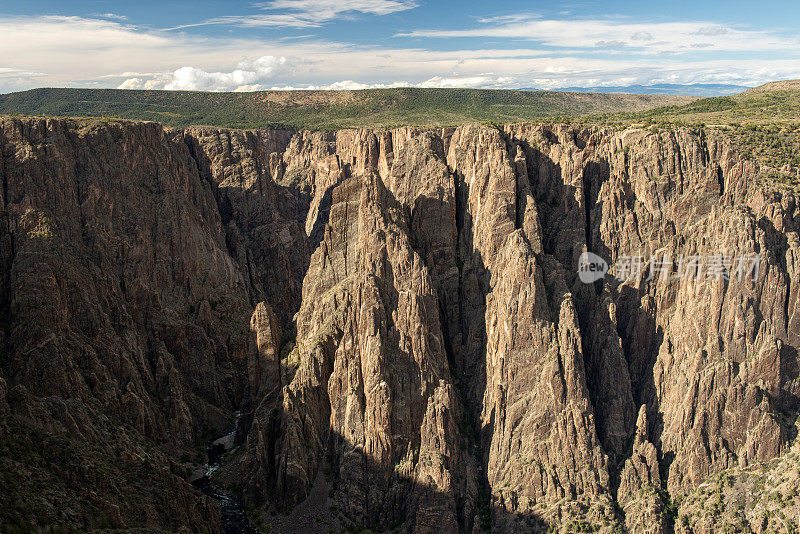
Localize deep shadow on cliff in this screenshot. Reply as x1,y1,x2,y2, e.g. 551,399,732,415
0,116,798,534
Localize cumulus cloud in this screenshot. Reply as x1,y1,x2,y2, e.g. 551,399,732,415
268,79,407,90
417,75,514,88
267,75,517,91
2,14,800,94
118,56,287,91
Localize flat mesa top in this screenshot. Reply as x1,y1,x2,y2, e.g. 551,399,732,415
0,87,696,130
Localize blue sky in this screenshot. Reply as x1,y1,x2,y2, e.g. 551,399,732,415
1,0,799,93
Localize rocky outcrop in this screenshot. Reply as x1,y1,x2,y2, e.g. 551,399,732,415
271,166,475,532
675,437,800,533
0,117,253,530
617,406,666,533
0,116,797,532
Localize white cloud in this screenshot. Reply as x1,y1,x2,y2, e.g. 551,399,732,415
118,56,287,91
693,26,729,36
266,75,516,91
258,0,417,18
172,0,417,29
268,79,407,90
168,14,318,30
477,13,540,25
0,67,45,77
398,15,800,54
94,13,128,21
2,14,800,94
117,77,146,89
417,75,513,88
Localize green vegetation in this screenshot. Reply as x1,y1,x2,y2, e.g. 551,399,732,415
27,214,55,240
589,80,800,189
675,436,800,533
3,82,799,189
0,87,693,130
728,123,800,168
593,80,800,126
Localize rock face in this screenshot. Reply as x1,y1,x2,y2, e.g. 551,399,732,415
0,116,797,532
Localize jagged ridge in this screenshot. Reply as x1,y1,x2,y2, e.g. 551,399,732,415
0,116,797,533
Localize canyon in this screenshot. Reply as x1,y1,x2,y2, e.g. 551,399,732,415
0,116,797,533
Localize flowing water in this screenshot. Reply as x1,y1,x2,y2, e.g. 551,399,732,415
193,413,258,534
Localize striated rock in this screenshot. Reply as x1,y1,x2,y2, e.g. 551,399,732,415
675,437,800,534
479,230,618,531
0,116,254,531
248,302,281,401
583,295,636,463
240,302,283,504
181,127,309,330
273,171,476,532
618,406,666,533
0,116,797,533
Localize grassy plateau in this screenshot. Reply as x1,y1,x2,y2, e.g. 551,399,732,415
2,81,799,190
0,86,695,130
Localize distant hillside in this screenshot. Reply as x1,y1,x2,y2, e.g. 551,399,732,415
597,79,800,126
0,87,695,130
594,80,800,190
741,79,800,94
550,83,750,96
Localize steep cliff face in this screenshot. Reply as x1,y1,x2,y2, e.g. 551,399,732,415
0,116,797,533
0,117,245,531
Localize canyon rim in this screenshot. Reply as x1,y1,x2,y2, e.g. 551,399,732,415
0,115,797,532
